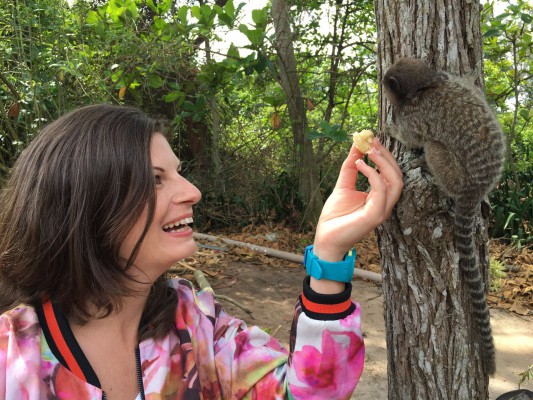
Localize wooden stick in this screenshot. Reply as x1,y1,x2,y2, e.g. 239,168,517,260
193,270,253,315
193,232,383,283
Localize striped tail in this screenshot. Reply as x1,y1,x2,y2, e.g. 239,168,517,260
454,202,496,375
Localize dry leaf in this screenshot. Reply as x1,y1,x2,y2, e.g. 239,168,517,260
510,299,530,316
271,112,280,129
8,102,19,118
306,98,315,111
118,86,127,100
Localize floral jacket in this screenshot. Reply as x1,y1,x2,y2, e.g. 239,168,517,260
0,277,364,399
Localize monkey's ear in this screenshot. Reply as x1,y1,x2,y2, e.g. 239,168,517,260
386,76,402,96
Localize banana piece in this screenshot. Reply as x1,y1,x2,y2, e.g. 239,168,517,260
352,129,374,154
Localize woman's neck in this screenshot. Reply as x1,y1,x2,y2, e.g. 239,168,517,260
69,289,151,349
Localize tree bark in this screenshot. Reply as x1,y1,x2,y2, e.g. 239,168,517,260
374,1,491,399
204,37,225,200
271,0,323,225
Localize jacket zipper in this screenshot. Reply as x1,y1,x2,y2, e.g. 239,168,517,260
135,345,146,400
101,346,145,400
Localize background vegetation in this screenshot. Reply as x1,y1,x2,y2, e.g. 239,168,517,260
0,0,531,246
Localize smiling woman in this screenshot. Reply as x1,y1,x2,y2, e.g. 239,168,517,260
119,133,202,283
0,104,403,399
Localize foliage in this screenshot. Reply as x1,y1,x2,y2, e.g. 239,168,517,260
489,257,507,292
518,363,533,389
483,0,533,246
490,168,533,247
0,0,531,236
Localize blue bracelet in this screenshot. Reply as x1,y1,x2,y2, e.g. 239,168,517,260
303,245,356,283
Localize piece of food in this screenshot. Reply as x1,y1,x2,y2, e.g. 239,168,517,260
352,129,374,154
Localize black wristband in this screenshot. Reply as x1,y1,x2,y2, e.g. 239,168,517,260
300,276,355,321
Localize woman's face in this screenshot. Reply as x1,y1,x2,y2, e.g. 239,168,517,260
119,133,201,282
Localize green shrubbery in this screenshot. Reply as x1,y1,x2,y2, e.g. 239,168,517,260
490,168,532,248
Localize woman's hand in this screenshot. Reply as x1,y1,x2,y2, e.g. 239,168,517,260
311,138,403,293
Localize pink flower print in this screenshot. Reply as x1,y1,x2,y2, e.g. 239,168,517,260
290,329,363,399
52,366,93,399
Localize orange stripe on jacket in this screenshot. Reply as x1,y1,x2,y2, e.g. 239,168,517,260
301,294,352,314
43,301,87,382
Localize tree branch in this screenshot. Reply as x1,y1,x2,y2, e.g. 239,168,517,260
0,72,19,100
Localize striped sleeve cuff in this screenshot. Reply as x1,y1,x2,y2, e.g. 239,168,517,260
300,276,355,321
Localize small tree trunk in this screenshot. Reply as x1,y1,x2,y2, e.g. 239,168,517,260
205,37,225,200
272,0,323,225
374,0,491,398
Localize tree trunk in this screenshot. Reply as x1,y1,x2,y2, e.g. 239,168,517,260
374,1,491,399
205,37,225,201
271,0,323,226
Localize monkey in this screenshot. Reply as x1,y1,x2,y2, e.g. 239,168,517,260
382,57,506,376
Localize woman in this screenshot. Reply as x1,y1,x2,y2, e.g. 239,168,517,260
0,104,403,399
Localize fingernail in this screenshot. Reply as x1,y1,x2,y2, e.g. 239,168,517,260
371,147,381,156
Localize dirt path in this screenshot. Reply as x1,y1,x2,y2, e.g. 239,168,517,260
211,261,533,399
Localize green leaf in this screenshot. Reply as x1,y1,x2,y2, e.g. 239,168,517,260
225,0,235,19
521,13,532,23
177,5,189,24
218,13,233,27
146,74,164,89
253,52,268,73
111,69,124,83
227,43,240,59
196,95,206,108
183,101,196,111
252,8,268,29
239,25,264,46
319,120,331,133
306,129,322,140
163,90,185,104
483,28,501,38
158,0,173,15
191,6,201,20
153,17,167,31
519,109,530,121
213,4,233,27
86,10,100,25
146,0,157,13
199,4,215,25
494,12,511,22
504,212,516,229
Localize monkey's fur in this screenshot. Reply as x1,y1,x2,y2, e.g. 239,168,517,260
383,58,505,376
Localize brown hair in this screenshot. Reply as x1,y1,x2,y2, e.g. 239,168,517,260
0,104,177,339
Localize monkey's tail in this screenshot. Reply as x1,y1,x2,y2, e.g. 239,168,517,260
454,202,496,376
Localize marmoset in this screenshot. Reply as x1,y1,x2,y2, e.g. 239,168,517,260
383,58,505,376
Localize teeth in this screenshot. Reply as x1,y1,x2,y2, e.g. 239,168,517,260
163,217,193,230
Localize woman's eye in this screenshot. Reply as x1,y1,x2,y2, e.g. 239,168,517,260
155,175,162,184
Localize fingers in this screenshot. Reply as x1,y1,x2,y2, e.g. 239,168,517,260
354,158,388,218
336,138,403,218
368,141,404,206
334,142,363,190
372,138,402,178
360,142,403,219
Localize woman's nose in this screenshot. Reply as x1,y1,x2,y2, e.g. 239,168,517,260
172,176,202,205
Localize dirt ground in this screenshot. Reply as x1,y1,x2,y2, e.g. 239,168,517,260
175,229,533,399
205,261,531,399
